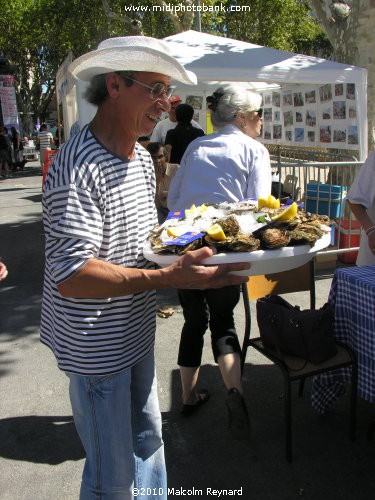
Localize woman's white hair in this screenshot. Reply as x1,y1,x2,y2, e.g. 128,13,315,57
208,84,262,129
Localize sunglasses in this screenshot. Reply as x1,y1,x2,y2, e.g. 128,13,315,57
120,75,175,100
256,108,263,118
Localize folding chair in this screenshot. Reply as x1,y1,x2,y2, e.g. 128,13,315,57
241,259,358,462
281,174,301,201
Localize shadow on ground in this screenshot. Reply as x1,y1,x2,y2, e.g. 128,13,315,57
162,364,375,500
0,415,84,465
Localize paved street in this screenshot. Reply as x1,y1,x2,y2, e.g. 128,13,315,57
0,162,374,499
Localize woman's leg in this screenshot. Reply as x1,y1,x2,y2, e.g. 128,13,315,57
206,286,250,437
208,286,243,392
217,352,243,394
177,289,208,405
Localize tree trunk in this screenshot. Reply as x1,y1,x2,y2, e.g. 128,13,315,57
309,0,375,152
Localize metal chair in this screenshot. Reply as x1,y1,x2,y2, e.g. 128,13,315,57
241,259,358,462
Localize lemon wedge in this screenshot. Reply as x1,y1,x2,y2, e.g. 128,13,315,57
268,195,280,209
258,195,280,209
197,204,208,215
185,203,208,219
206,223,226,241
271,202,298,221
166,226,185,238
184,204,197,219
257,197,268,209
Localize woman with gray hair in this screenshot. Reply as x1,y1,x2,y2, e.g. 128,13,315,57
168,84,271,440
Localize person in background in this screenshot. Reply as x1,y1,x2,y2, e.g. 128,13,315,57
168,84,271,439
41,36,249,498
50,119,58,138
37,123,54,167
347,150,375,266
0,126,12,178
50,119,64,148
146,142,179,223
149,95,202,144
10,126,25,172
165,103,205,164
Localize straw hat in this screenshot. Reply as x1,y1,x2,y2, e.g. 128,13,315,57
69,36,197,85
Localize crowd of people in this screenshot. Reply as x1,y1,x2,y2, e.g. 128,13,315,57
0,120,64,178
0,125,26,178
2,31,374,500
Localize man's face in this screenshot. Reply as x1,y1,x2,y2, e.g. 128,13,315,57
116,71,171,138
168,100,182,122
151,147,166,169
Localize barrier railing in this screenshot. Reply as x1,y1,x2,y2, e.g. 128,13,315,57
272,160,364,263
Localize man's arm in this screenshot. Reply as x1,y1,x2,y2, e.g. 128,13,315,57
58,247,249,298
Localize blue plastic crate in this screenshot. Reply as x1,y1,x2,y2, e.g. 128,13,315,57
306,183,347,218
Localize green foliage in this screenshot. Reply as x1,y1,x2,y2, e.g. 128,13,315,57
202,0,331,55
0,0,331,131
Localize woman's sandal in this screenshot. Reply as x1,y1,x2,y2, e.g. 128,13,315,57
180,389,210,416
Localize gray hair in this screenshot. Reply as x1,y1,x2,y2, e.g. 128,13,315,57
84,71,135,105
208,84,262,129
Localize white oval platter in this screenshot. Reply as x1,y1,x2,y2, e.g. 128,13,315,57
143,230,331,276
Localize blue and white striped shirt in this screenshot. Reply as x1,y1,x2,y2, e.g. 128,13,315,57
41,125,158,375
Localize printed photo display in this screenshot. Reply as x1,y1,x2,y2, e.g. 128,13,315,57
259,83,358,150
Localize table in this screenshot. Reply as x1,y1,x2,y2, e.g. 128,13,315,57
311,265,375,414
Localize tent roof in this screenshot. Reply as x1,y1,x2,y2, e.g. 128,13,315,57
163,30,367,86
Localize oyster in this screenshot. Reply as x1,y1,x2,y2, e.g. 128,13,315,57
214,215,240,236
226,234,260,252
257,228,291,249
289,223,325,246
205,233,260,252
149,234,174,254
175,238,204,255
289,229,319,246
298,211,331,226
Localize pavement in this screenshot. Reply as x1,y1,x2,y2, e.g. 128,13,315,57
0,161,374,500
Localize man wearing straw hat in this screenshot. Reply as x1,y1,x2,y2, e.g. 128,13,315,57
40,36,249,498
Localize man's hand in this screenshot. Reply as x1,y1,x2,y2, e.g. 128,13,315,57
163,247,249,289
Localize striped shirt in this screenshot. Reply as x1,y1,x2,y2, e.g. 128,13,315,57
41,125,158,375
38,130,53,149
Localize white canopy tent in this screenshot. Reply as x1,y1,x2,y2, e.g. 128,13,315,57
163,30,368,160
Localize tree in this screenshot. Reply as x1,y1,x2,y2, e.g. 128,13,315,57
309,0,375,151
0,0,112,131
0,0,330,134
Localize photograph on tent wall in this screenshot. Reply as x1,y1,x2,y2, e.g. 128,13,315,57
259,82,359,150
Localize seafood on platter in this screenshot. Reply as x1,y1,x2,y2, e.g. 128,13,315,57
148,201,331,256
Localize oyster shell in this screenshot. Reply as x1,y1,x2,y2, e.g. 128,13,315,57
175,238,204,255
257,228,291,249
226,234,260,252
149,235,173,254
205,234,260,252
289,223,325,246
214,215,240,236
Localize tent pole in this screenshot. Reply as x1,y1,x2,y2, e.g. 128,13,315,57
195,1,201,31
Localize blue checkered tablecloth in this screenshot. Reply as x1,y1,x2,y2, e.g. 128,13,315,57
311,265,375,414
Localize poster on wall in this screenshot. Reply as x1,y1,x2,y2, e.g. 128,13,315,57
259,82,359,151
0,75,19,131
186,95,203,110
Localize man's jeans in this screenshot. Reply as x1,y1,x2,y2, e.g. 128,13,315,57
67,351,167,499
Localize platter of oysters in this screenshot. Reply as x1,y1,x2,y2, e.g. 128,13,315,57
143,199,332,276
